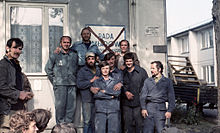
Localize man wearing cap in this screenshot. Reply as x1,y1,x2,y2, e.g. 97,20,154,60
45,36,78,124
77,52,100,133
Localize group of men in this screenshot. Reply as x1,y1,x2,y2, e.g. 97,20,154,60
0,27,175,133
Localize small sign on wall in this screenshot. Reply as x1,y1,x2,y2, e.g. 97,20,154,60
86,24,126,54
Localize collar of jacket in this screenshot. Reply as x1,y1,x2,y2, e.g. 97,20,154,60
111,67,120,73
81,40,97,47
149,75,165,83
60,49,70,55
99,75,114,81
4,55,19,66
125,65,140,73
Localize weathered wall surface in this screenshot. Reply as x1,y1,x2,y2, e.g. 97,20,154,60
134,0,167,74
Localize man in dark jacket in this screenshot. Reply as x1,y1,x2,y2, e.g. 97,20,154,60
77,52,100,133
0,38,33,132
140,61,175,133
122,53,148,133
45,36,78,124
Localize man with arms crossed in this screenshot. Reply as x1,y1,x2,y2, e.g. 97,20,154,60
140,61,175,133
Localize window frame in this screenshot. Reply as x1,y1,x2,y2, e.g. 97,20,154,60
5,2,69,75
199,28,214,50
201,65,215,84
179,36,189,54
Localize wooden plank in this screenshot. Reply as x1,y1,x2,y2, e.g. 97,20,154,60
176,79,200,83
174,74,197,78
175,69,195,73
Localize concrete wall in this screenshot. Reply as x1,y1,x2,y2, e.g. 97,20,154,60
135,0,167,74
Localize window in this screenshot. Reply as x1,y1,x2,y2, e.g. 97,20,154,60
180,36,189,53
199,28,213,49
6,3,68,74
202,65,215,84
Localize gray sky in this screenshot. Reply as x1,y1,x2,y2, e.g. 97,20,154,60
167,0,213,35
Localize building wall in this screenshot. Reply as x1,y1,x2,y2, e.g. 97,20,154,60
167,23,216,85
135,0,167,73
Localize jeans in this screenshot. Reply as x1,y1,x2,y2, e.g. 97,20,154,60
95,112,120,133
54,85,76,124
82,102,94,133
122,106,143,133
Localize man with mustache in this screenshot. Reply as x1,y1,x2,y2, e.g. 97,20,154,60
45,36,78,124
140,61,175,133
0,38,33,132
77,52,100,133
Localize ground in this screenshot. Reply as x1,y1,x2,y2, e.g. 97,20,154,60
171,109,218,133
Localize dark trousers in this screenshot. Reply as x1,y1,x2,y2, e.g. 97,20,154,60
95,112,120,133
82,102,94,133
143,103,166,133
122,106,143,133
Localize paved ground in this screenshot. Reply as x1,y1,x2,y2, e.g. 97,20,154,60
42,109,218,133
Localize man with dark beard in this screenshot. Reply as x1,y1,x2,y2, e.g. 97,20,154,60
77,52,100,133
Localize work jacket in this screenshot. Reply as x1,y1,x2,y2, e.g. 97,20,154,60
45,50,78,86
71,41,104,66
77,65,100,102
93,76,121,113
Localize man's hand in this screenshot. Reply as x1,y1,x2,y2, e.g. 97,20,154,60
90,76,99,83
125,91,134,100
165,112,172,119
141,109,148,118
19,91,33,100
113,83,122,91
26,92,34,99
90,87,100,94
100,90,105,93
54,47,62,54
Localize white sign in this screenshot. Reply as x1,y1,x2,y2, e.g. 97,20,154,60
87,25,126,53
